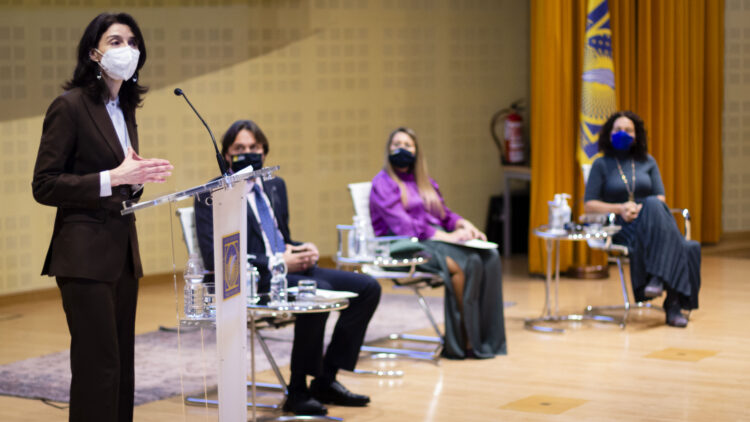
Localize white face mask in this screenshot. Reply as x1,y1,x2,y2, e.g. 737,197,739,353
96,46,140,81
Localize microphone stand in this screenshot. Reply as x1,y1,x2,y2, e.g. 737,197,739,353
173,88,229,177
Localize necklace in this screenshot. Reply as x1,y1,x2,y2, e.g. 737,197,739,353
615,158,636,202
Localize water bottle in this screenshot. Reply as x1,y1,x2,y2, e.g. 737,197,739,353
354,216,371,259
247,255,259,304
268,252,288,305
357,222,369,258
348,217,359,258
183,253,205,319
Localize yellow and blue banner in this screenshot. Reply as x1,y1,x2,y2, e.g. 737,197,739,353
579,0,616,165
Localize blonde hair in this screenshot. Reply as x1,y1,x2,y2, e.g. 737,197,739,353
383,127,445,218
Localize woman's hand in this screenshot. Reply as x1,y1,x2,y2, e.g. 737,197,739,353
110,147,173,186
283,243,317,273
620,201,643,223
432,228,473,243
455,219,487,241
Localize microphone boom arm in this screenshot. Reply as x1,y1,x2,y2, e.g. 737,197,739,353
174,88,228,176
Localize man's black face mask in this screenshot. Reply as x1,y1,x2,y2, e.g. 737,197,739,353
230,152,263,173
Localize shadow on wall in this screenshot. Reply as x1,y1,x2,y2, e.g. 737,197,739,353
0,1,318,123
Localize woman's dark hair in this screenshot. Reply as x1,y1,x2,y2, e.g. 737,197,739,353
221,119,270,158
64,12,148,114
597,110,648,160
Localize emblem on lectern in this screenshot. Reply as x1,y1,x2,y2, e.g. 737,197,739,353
222,232,241,300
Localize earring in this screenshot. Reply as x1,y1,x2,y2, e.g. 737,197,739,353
96,69,102,80
132,72,138,83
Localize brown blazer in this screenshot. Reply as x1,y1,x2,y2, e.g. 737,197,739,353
32,87,143,281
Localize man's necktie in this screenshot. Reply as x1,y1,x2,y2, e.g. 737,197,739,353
252,184,285,253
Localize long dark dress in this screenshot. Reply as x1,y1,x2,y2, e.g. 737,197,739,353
415,241,507,359
370,170,507,359
584,154,701,309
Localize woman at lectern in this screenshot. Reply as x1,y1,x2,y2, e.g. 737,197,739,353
31,13,172,422
369,127,506,359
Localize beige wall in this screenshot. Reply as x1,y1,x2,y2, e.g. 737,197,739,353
0,1,530,295
724,0,750,233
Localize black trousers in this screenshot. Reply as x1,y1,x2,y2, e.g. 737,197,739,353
56,256,138,422
286,267,381,378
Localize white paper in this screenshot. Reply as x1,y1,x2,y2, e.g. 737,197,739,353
437,239,499,250
288,287,359,300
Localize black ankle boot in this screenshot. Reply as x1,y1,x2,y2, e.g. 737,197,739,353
664,292,688,328
644,276,664,298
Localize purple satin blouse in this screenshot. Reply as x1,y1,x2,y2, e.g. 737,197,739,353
369,169,462,240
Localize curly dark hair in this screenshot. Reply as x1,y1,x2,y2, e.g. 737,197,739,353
64,12,148,114
597,110,648,160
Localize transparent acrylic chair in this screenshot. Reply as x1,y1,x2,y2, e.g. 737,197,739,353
335,182,444,363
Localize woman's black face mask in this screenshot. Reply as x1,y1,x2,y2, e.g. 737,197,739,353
230,152,263,173
388,148,416,169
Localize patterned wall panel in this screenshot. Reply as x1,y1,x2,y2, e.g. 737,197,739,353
0,1,529,294
724,0,750,232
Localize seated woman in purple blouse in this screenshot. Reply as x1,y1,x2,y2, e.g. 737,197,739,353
369,127,506,359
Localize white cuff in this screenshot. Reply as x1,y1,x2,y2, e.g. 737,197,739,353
100,170,112,197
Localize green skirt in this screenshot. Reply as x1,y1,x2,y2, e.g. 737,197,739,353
397,240,507,359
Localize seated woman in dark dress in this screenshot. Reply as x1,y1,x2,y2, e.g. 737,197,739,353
584,111,701,328
369,127,506,359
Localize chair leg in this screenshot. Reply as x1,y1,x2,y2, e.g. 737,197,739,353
584,257,663,326
386,288,443,344
252,331,345,421
360,285,443,365
617,257,630,310
184,329,287,410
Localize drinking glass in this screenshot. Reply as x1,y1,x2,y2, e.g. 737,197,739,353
297,280,317,299
203,282,216,318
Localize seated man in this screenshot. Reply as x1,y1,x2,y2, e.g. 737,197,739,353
194,119,381,416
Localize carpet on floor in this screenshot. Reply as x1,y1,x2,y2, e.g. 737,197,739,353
0,293,443,406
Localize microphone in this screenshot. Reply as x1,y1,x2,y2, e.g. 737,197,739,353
173,88,228,176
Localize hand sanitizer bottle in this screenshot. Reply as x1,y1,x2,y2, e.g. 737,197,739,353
548,193,572,233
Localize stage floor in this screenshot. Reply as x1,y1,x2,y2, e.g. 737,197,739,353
1,254,749,421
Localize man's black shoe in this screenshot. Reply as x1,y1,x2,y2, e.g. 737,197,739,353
310,379,370,407
282,391,328,415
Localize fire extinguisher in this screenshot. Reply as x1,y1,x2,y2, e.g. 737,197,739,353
490,100,525,165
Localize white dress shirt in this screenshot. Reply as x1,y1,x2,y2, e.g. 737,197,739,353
99,97,130,197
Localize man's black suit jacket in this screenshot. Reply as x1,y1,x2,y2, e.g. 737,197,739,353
194,177,300,291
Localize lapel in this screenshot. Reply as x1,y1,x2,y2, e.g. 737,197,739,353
261,179,288,242
246,183,263,240
247,201,262,239
82,93,126,163
262,179,284,221
262,179,277,212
